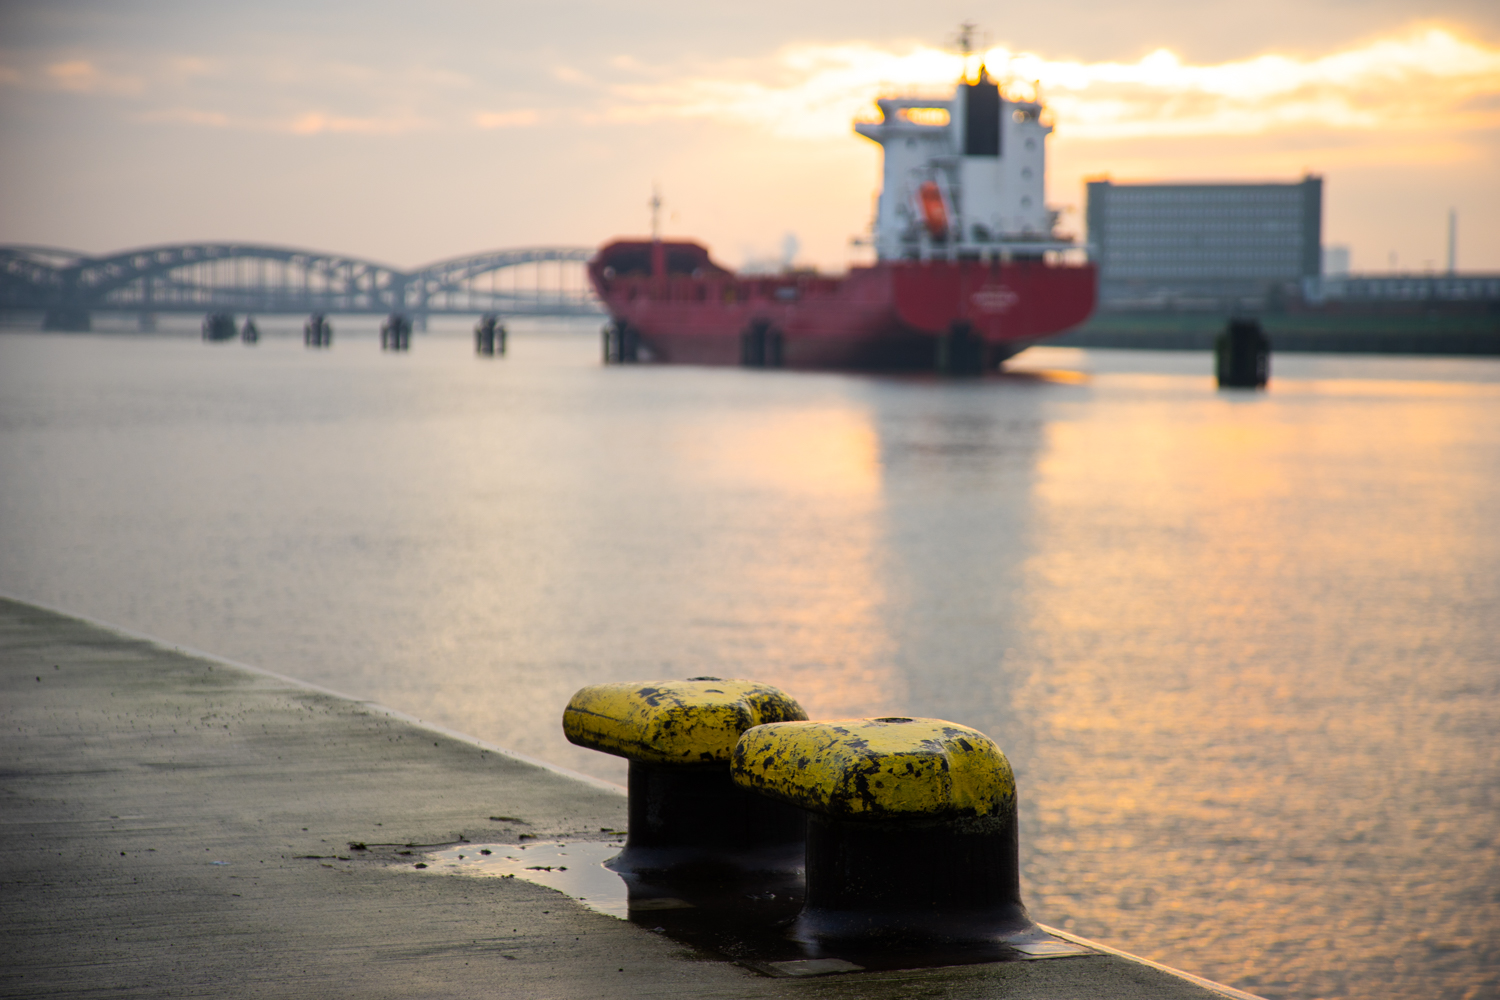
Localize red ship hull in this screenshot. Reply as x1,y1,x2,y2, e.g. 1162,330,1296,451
588,240,1097,371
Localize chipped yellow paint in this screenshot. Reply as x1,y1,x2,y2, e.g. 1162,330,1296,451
563,678,807,765
730,717,1015,819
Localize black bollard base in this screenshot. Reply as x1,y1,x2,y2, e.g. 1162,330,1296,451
793,811,1034,955
609,761,805,883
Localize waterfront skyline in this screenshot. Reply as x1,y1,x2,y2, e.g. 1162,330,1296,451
1,1,1497,272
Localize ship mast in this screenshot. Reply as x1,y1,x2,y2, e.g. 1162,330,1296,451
954,21,984,80
956,21,976,57
648,184,666,278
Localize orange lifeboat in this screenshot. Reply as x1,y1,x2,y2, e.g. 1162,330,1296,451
918,181,949,239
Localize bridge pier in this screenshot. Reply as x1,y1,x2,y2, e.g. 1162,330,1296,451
381,313,412,352
1216,319,1270,389
740,319,784,368
475,314,507,356
202,313,236,342
43,307,90,332
304,314,332,348
603,319,639,364
936,320,985,376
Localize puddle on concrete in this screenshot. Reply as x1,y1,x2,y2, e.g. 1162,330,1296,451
423,840,629,918
411,839,1094,976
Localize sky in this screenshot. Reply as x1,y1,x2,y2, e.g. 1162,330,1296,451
2,0,1497,273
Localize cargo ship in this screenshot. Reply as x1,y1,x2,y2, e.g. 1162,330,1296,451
588,42,1097,373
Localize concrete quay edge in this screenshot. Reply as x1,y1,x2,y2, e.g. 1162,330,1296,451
0,595,1259,999
0,589,626,797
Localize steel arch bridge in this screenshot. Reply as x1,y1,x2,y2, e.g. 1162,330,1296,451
0,242,601,329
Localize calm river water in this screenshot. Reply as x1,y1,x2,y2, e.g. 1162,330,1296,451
2,320,1497,999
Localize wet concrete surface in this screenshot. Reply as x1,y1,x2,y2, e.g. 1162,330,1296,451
1,597,1241,998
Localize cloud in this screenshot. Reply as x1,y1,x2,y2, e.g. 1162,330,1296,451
285,111,428,136
475,109,540,128
599,28,1500,142
12,26,1496,149
128,106,426,135
0,54,171,96
160,56,216,85
1021,28,1500,139
137,107,230,127
604,45,954,138
41,58,142,95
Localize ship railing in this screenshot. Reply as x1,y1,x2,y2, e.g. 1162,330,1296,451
611,273,847,304
888,243,1092,266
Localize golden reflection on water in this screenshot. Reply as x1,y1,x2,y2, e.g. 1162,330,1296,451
1274,378,1500,398
659,405,905,719
403,393,906,780
1015,375,1500,1000
665,406,883,497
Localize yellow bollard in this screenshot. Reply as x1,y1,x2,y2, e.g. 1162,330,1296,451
564,677,808,881
732,717,1036,955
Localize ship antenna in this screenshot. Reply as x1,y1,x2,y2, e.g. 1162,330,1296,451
649,184,662,241
956,21,976,57
954,22,987,81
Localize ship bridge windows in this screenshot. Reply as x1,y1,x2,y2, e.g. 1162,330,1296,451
898,107,951,127
593,241,726,279
665,249,707,275
603,248,652,276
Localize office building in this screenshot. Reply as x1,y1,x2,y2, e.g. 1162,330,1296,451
1086,176,1322,308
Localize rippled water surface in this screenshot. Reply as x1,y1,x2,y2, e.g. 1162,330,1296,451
2,322,1497,999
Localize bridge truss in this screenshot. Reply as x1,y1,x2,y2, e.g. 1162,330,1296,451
0,242,601,329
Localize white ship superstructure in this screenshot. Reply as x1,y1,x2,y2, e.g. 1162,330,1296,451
856,67,1068,260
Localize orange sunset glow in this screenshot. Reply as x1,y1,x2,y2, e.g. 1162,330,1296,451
1,7,1495,273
